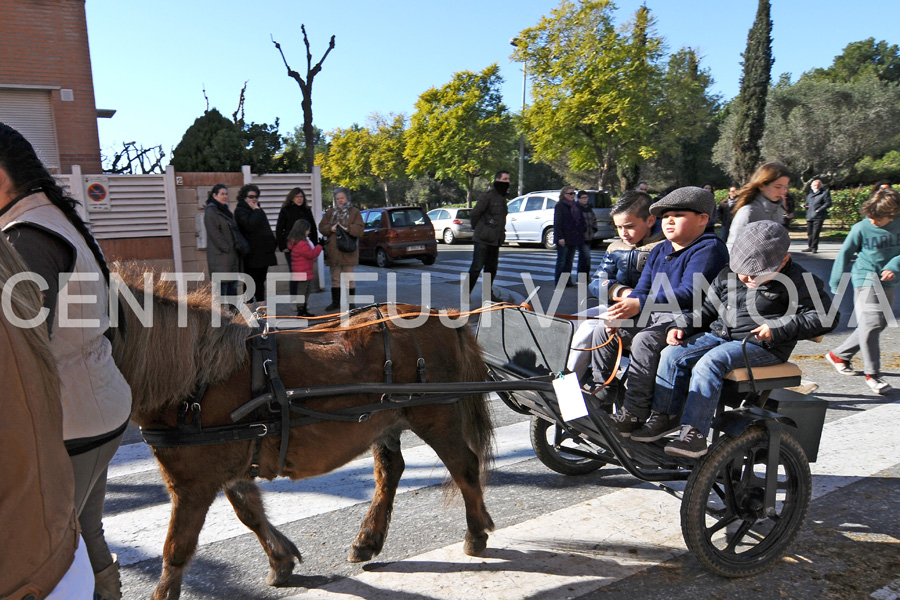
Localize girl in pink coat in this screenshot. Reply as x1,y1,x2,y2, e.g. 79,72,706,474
287,220,322,316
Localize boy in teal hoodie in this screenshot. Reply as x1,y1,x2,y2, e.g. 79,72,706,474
826,186,900,394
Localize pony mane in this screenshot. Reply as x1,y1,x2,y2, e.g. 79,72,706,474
110,264,252,415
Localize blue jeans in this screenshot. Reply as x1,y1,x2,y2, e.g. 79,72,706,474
653,332,782,434
555,243,577,284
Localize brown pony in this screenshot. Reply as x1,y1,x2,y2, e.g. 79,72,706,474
110,268,495,600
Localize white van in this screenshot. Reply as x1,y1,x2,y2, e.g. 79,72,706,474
504,189,615,249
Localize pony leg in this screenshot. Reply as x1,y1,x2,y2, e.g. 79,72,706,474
421,435,495,556
151,482,219,600
224,480,303,586
349,438,405,562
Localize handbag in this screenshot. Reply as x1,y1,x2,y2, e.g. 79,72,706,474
335,226,357,253
231,223,251,257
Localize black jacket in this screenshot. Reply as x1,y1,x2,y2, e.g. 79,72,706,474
276,203,319,250
671,260,838,362
470,187,508,246
805,188,832,221
234,200,277,269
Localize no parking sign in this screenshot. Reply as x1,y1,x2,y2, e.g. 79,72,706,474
84,176,110,212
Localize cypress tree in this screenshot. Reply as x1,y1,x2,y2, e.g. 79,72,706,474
733,0,774,182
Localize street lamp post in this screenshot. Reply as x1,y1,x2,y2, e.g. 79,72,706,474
510,38,526,197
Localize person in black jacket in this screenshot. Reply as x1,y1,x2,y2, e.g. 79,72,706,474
802,179,832,253
631,220,837,458
276,187,319,304
468,170,510,301
234,184,277,302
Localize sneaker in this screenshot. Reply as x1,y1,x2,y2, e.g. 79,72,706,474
825,352,855,375
865,375,893,394
664,425,708,458
610,407,643,438
631,412,681,442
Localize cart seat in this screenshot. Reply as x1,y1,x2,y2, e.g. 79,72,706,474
724,362,802,390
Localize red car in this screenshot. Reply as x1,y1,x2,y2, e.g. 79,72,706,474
358,206,438,268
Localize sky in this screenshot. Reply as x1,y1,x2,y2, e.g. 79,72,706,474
86,0,900,162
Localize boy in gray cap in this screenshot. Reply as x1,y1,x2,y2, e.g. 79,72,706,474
590,186,728,434
631,220,837,457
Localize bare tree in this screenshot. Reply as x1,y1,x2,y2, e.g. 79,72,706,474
272,26,335,173
104,142,166,175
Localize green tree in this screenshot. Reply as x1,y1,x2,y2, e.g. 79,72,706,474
368,114,408,205
730,0,773,182
512,0,664,191
274,125,326,173
803,38,900,84
171,109,246,172
405,64,515,206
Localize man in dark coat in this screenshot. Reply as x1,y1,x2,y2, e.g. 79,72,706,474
468,170,510,301
553,186,586,285
802,179,832,253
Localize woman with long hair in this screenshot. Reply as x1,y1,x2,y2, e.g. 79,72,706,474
318,187,363,311
725,161,792,251
234,184,277,302
0,122,131,599
275,187,318,309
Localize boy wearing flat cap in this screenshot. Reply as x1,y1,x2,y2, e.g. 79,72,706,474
632,220,837,457
590,186,728,432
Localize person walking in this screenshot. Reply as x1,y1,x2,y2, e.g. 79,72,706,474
0,121,132,600
234,184,277,302
276,187,319,307
553,186,586,286
576,190,596,279
802,179,832,253
203,184,243,298
468,170,510,301
319,187,364,311
725,161,790,252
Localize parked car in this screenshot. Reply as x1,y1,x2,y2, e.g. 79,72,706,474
426,207,473,244
504,190,615,249
358,206,438,268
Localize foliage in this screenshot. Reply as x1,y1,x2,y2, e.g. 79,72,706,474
760,75,900,186
512,0,664,191
171,109,247,172
730,0,773,183
274,125,326,173
856,150,900,184
828,188,870,229
803,38,900,85
405,64,515,205
404,177,466,209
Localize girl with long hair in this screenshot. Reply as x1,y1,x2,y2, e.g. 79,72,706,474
725,161,792,251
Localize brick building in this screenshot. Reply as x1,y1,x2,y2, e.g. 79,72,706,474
0,0,108,174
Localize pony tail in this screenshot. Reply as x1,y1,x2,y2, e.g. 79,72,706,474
47,188,112,284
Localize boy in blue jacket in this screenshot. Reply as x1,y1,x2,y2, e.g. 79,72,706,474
825,186,900,394
566,191,664,382
589,187,729,435
632,220,837,457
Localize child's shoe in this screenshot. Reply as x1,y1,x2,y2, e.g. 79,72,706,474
664,425,708,458
610,407,643,438
631,412,680,442
865,375,893,394
825,352,855,375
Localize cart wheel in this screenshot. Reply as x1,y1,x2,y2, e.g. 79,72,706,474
530,416,606,476
681,426,811,578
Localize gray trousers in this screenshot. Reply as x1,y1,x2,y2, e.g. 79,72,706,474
590,312,677,419
70,430,125,573
833,285,897,375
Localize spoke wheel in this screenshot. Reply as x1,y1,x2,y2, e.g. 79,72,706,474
443,229,455,244
681,426,811,578
375,248,391,268
530,416,606,475
542,227,557,250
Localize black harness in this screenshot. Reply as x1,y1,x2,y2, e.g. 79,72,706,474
140,304,431,477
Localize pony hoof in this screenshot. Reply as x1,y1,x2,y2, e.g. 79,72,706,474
348,544,376,563
265,562,295,587
464,534,488,557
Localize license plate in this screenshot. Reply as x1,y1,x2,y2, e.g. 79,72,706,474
407,245,425,252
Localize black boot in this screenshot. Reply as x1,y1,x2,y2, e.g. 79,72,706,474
325,287,341,311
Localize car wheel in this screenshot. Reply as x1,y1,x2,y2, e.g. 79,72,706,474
442,229,456,245
375,248,391,268
543,227,557,250
421,254,436,266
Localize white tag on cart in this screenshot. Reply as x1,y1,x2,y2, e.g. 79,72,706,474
553,372,588,422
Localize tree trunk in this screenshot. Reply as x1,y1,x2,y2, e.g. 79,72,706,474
382,180,391,206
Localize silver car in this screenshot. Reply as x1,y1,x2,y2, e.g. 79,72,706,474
426,207,473,244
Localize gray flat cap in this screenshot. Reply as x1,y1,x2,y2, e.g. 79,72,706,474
730,220,790,276
649,186,715,218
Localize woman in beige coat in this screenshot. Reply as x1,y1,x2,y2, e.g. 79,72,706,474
319,187,364,311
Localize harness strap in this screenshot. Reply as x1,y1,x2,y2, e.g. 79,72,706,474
250,322,291,476
374,306,393,400
409,329,427,383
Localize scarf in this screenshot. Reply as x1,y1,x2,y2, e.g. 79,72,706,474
330,202,351,226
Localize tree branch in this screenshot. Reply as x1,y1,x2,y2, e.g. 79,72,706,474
272,34,305,87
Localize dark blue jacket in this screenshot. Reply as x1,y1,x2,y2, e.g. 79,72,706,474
553,198,585,246
589,231,665,299
630,232,729,312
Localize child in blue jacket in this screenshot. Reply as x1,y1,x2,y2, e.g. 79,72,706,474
825,186,900,394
